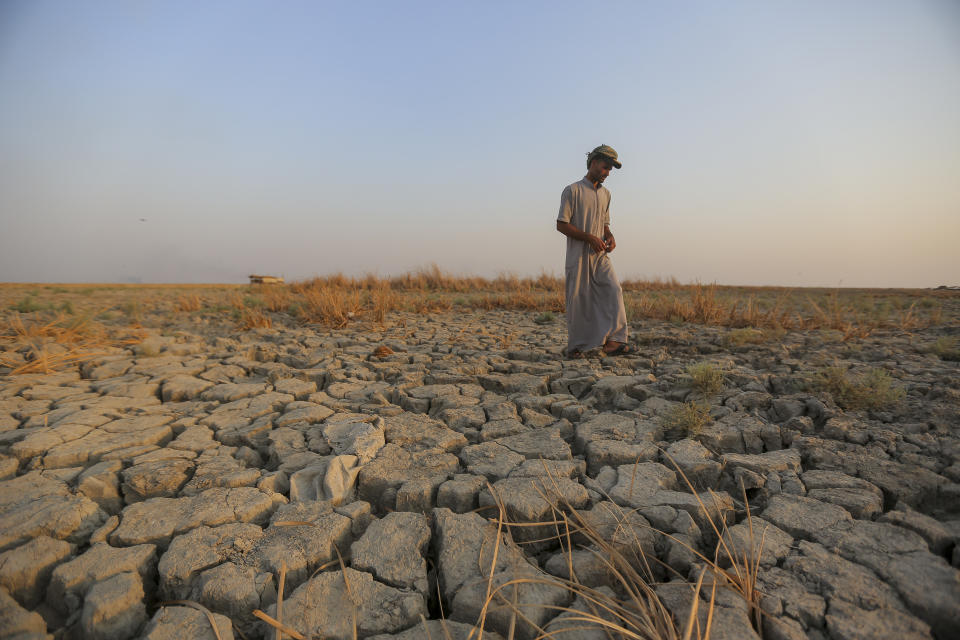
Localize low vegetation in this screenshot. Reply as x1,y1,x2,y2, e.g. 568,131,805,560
724,326,786,347
1,270,952,334
10,295,46,313
239,308,272,330
175,294,203,312
661,401,712,437
810,366,906,411
924,336,960,362
0,312,145,374
685,362,725,394
0,273,955,375
458,460,768,639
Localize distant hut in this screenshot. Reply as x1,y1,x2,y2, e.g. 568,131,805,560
249,275,285,285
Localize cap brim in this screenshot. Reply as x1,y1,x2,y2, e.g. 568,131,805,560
598,154,622,169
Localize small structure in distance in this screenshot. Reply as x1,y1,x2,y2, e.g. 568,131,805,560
249,274,285,285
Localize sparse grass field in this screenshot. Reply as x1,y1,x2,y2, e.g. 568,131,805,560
1,269,958,376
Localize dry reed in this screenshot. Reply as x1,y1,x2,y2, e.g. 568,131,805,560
475,468,720,640
467,455,771,640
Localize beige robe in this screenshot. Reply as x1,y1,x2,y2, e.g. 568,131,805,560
557,177,628,352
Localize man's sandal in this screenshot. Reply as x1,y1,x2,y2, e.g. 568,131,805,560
564,349,586,359
603,343,636,356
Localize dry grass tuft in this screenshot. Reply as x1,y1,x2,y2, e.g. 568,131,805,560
467,457,777,640
807,291,874,339
175,294,203,312
239,308,272,330
0,313,144,374
260,286,291,313
725,328,765,347
810,366,905,411
924,336,960,361
223,291,247,311
371,283,398,323
685,362,725,395
660,450,766,633
294,284,362,327
661,401,712,437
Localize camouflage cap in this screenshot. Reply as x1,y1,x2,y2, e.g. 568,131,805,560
587,144,622,169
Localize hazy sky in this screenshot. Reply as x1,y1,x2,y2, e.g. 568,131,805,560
1,1,958,287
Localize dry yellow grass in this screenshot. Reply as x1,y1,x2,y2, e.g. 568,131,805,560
225,291,247,310
370,284,398,323
468,458,776,640
1,273,953,337
0,313,144,374
333,271,945,335
175,294,203,312
259,286,290,313
239,308,272,330
296,285,362,327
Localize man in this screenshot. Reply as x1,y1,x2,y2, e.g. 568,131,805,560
556,144,632,358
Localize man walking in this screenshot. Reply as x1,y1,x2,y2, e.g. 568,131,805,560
556,144,631,358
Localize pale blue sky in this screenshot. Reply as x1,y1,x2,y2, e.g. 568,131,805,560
1,0,958,287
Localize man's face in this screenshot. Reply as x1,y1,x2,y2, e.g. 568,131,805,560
587,158,614,184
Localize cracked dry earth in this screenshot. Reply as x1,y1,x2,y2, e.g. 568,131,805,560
1,309,959,640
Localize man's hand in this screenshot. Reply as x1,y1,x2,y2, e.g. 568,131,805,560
586,234,607,254
603,230,616,253
557,221,608,254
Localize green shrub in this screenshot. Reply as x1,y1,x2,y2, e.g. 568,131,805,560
926,337,960,362
726,328,764,346
534,311,556,324
661,401,712,436
686,362,725,394
811,366,905,410
11,296,45,313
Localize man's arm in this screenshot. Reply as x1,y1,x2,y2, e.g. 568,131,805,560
556,220,607,254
